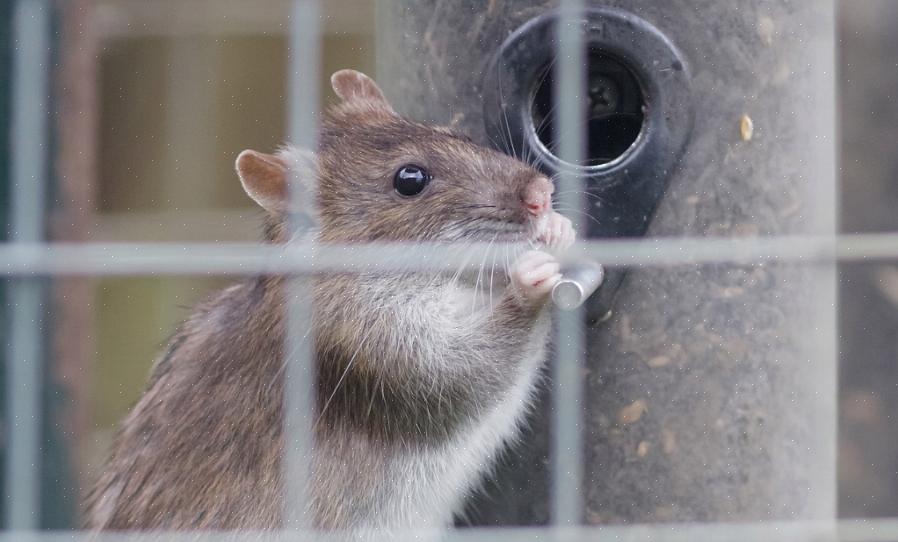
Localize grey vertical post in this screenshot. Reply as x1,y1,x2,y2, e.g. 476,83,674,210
378,0,837,526
551,0,586,527
5,0,50,531
283,0,320,529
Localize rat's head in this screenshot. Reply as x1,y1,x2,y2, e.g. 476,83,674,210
236,70,555,244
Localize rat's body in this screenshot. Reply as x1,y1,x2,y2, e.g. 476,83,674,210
85,71,574,536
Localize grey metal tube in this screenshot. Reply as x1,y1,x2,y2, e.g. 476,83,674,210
553,264,605,311
378,0,836,527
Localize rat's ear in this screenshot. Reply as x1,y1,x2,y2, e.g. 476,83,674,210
236,150,288,214
331,69,396,115
236,147,319,217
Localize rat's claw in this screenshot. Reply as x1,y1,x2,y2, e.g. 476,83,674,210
509,250,562,307
538,211,576,252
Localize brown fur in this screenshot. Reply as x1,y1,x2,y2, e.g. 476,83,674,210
84,71,557,532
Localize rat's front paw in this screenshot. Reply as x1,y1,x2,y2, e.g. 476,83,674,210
538,211,576,252
509,250,562,307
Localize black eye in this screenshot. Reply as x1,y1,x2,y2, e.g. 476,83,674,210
393,165,431,197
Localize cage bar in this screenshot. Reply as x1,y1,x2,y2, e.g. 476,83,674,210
0,0,863,537
4,0,51,531
282,0,321,528
2,233,898,277
551,0,588,527
10,517,898,541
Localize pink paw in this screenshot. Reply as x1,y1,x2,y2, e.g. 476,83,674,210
509,250,562,307
537,211,576,252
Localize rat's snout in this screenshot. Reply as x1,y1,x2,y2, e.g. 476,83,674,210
521,175,554,217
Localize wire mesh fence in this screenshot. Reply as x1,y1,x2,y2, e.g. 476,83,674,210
2,0,893,539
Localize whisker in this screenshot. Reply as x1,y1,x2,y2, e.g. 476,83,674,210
553,206,604,227
314,321,378,430
488,233,499,313
497,66,519,161
553,190,609,206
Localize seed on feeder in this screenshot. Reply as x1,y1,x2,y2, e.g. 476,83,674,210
740,114,754,141
617,399,648,425
648,355,671,368
758,15,775,46
636,440,651,457
717,286,746,299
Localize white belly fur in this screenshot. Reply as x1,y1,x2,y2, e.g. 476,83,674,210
365,314,550,532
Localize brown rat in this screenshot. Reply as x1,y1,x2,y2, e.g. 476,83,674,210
84,70,575,537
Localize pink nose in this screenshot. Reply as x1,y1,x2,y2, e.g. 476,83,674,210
522,175,554,217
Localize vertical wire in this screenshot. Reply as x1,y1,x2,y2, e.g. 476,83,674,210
551,0,587,528
5,0,51,531
283,0,320,530
814,0,838,520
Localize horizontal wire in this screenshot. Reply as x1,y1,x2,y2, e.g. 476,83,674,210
5,519,898,541
0,233,896,276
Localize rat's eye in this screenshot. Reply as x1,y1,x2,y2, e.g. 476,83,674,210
393,165,431,197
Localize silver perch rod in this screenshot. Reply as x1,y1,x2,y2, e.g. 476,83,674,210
552,262,605,311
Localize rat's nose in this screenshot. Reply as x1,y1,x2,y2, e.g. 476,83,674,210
521,175,554,217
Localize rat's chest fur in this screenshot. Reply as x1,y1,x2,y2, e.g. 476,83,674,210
311,274,550,532
85,273,550,533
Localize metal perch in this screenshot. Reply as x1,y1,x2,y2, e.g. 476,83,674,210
552,262,605,311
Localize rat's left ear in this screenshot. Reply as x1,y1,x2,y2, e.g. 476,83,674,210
331,69,396,115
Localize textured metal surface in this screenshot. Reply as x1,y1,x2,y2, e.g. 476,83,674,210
378,0,836,526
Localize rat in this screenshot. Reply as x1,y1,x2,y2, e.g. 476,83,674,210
84,70,575,537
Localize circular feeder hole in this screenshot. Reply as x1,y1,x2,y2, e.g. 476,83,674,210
531,50,645,167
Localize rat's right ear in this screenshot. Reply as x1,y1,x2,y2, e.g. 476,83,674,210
236,150,289,214
236,147,319,217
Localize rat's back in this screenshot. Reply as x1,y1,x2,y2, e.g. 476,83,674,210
84,278,287,530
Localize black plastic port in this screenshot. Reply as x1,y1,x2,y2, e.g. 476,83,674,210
482,7,694,324
531,50,645,168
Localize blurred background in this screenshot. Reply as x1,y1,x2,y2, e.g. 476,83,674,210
837,0,898,517
0,0,896,529
75,0,377,506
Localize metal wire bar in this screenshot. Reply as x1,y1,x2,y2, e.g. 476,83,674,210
4,0,51,531
5,283,44,531
807,2,839,519
2,232,898,276
0,0,851,537
552,0,587,527
282,0,320,529
15,519,898,542
0,519,872,542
